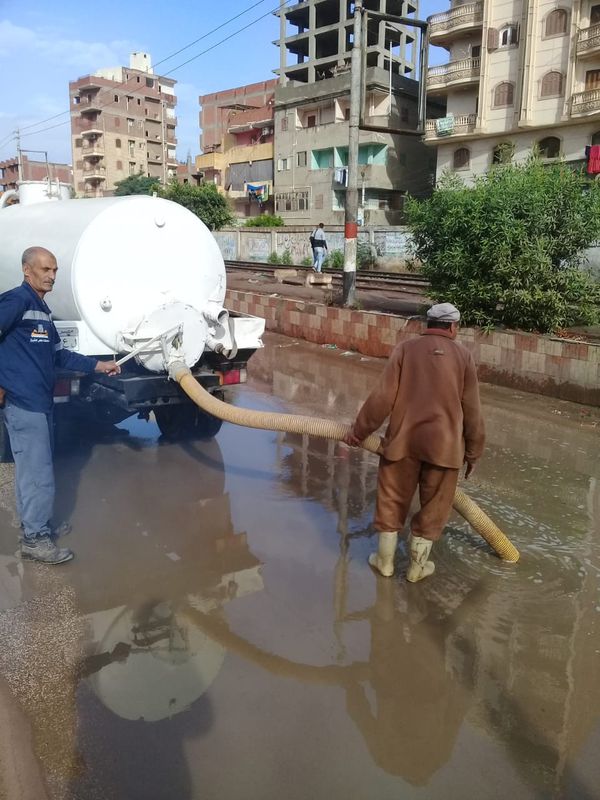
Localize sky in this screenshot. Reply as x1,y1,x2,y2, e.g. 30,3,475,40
0,0,443,165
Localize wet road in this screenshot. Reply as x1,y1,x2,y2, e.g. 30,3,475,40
1,332,600,800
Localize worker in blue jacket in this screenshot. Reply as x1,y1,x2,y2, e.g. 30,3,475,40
0,246,120,564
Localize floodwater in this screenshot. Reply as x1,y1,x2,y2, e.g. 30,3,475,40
0,332,599,800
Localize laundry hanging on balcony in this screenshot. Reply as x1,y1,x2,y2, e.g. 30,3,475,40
586,145,600,175
248,183,269,204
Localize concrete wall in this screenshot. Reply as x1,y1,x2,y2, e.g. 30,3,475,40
227,289,600,406
214,225,414,268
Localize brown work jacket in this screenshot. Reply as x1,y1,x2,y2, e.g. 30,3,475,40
353,329,485,469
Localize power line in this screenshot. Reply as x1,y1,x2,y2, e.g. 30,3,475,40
17,2,287,142
12,0,275,138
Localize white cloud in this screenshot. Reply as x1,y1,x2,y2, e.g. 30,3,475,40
0,20,133,70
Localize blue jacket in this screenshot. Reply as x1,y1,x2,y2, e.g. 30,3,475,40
0,282,97,413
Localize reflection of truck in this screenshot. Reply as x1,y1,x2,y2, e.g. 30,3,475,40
0,181,265,460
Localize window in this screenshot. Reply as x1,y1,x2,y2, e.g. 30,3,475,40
146,78,154,88
116,160,123,170
545,9,568,37
127,117,134,131
115,138,121,148
344,107,350,120
114,94,119,103
471,44,481,58
277,157,289,171
137,98,141,105
75,138,82,148
307,114,317,128
499,25,519,47
592,131,600,145
275,190,310,212
281,116,288,132
400,107,409,123
538,136,561,159
73,96,80,105
297,151,307,167
128,140,135,156
592,5,600,25
129,162,137,174
540,71,564,98
453,147,470,170
493,82,514,107
585,69,600,90
115,117,120,127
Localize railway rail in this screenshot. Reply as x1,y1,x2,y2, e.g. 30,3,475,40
224,260,430,295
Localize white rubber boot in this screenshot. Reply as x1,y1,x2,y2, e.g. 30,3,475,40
368,531,398,578
406,534,435,583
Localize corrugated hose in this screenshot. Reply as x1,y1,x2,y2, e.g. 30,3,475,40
169,363,520,564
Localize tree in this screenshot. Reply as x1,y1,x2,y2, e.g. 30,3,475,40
114,174,161,196
406,157,600,332
159,181,233,230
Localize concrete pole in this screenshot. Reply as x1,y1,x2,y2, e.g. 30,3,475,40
343,0,363,307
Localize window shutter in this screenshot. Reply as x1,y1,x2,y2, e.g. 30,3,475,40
487,27,499,51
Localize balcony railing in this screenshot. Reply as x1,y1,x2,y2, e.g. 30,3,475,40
429,2,483,40
83,166,106,180
424,113,477,139
577,24,600,56
571,88,600,115
427,57,481,89
82,143,103,155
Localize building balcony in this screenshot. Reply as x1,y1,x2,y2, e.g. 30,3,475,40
166,116,177,127
147,153,164,164
227,141,274,165
196,151,225,172
82,143,104,157
78,78,102,92
427,57,481,92
571,88,600,115
79,100,102,114
424,113,477,140
577,25,600,58
80,124,104,138
428,2,484,47
83,166,106,181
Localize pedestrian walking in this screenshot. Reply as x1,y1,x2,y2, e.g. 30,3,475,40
344,303,485,582
0,246,121,564
310,223,328,273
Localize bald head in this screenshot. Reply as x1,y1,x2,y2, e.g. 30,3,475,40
21,246,58,299
22,246,56,268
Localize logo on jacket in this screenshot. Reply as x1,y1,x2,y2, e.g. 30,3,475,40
30,323,49,343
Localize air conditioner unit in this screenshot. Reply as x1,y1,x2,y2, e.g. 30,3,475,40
262,127,272,136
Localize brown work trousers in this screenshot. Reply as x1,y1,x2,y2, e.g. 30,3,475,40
375,456,459,541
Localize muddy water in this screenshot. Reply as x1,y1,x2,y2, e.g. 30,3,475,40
0,332,599,800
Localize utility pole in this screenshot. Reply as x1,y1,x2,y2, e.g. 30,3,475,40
343,0,363,307
15,128,22,182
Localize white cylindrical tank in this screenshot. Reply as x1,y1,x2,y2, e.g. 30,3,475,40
0,196,226,363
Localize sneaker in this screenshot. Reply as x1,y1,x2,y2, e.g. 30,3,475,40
21,536,74,565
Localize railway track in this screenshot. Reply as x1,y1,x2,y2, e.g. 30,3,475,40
224,259,430,295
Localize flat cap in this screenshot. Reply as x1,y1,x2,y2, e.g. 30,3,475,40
427,302,460,323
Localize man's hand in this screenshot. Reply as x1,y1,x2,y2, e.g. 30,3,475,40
344,427,361,448
464,459,476,480
95,360,121,376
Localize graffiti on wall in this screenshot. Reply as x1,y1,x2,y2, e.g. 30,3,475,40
242,233,272,262
373,229,411,258
213,231,238,260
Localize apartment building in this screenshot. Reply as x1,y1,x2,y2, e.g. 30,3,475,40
0,156,72,192
426,1,600,180
273,0,439,225
196,80,277,216
69,52,177,197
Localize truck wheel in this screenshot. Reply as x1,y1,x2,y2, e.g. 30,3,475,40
154,398,224,441
0,409,13,463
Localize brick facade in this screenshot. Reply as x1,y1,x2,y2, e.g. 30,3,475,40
226,289,600,406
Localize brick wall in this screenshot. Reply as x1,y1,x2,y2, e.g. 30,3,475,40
226,289,600,406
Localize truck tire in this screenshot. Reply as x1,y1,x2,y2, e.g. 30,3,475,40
154,397,224,441
0,408,13,463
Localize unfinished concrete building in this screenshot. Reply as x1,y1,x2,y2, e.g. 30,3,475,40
273,0,439,225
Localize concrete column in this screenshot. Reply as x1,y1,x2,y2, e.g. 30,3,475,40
309,0,317,83
279,1,287,86
338,0,347,59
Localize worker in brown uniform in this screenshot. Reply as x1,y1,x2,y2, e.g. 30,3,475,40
344,303,485,582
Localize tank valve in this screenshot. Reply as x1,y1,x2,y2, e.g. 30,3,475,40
100,297,112,312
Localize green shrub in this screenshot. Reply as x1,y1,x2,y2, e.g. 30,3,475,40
267,251,280,264
357,240,376,270
324,249,344,269
301,256,313,266
244,214,285,227
406,157,600,333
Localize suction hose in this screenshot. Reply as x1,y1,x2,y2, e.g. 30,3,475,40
169,362,519,563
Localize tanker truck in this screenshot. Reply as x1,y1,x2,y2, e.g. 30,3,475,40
0,180,265,460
